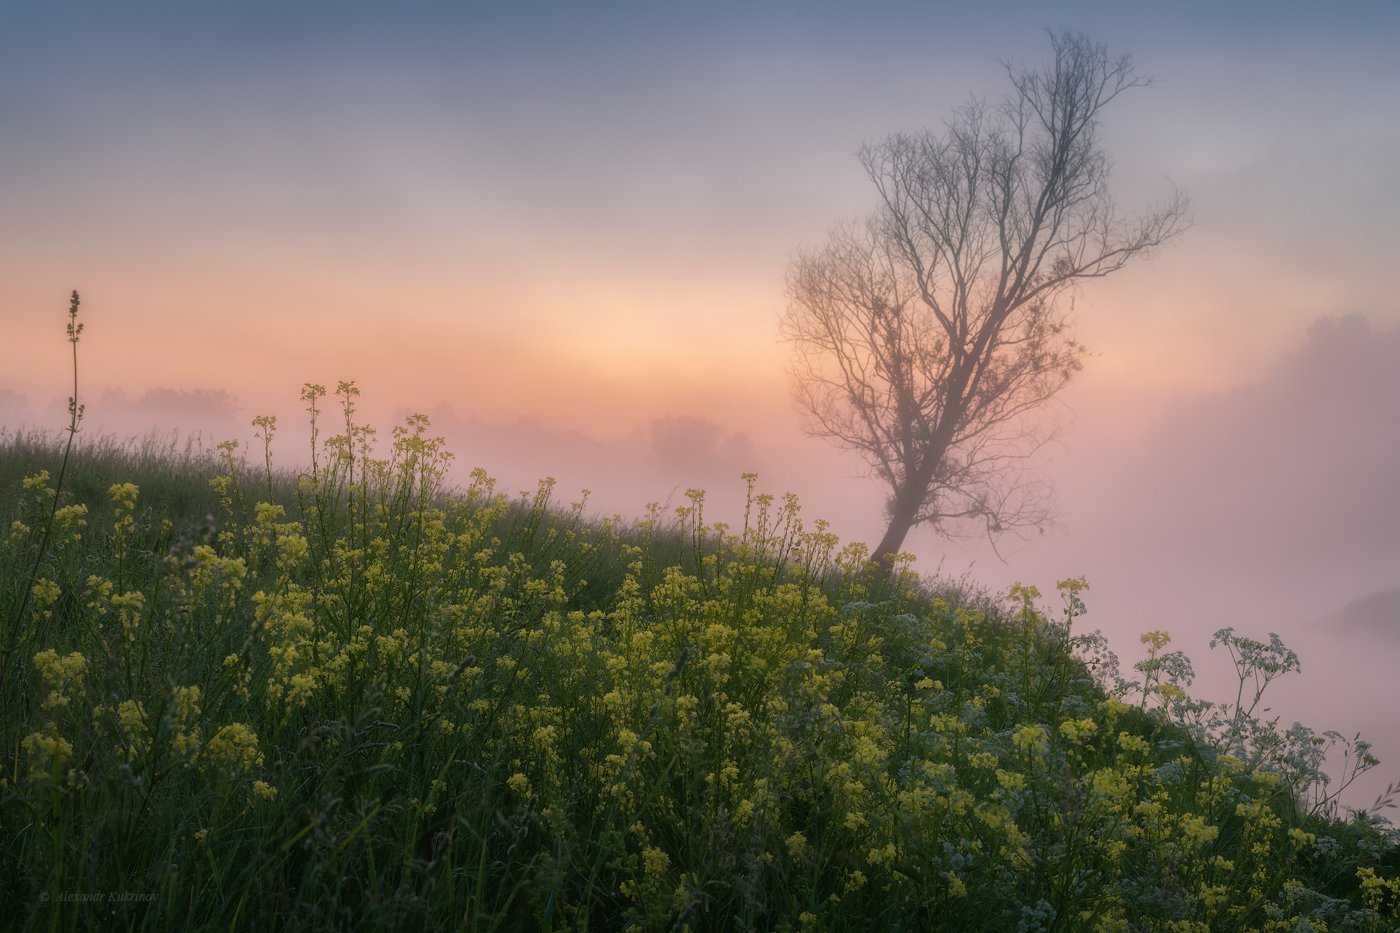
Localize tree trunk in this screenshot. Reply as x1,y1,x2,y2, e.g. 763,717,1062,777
871,497,919,568
871,439,949,569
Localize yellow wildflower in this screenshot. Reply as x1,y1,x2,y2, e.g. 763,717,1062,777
33,648,87,711
1356,866,1400,915
867,842,896,865
32,578,62,617
1012,723,1049,756
1180,815,1219,849
1117,732,1150,755
1059,718,1098,743
1140,630,1171,650
204,723,262,772
109,482,139,508
22,723,74,782
643,846,670,877
116,699,151,758
995,769,1027,792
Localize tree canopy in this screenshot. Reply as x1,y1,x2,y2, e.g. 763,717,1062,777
783,30,1188,564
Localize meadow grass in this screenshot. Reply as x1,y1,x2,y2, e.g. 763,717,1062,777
3,304,1400,931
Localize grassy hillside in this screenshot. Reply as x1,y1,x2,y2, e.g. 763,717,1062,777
2,390,1399,931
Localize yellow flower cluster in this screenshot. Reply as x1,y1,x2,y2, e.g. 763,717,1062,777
1058,717,1097,744
114,699,151,759
1012,723,1049,756
203,722,263,773
21,722,74,783
1356,866,1400,917
33,648,87,712
108,482,139,558
31,578,62,619
5,400,1393,931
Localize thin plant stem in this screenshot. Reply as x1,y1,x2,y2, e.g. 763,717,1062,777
3,291,83,672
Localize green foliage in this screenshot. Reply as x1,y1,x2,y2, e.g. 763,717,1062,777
2,301,1397,929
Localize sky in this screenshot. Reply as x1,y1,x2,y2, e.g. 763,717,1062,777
3,0,1399,810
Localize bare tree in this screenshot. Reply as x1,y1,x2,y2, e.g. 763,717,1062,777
783,31,1187,566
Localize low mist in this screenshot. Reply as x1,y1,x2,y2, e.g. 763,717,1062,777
3,313,1396,811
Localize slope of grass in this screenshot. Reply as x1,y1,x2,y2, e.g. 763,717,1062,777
2,389,1399,932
